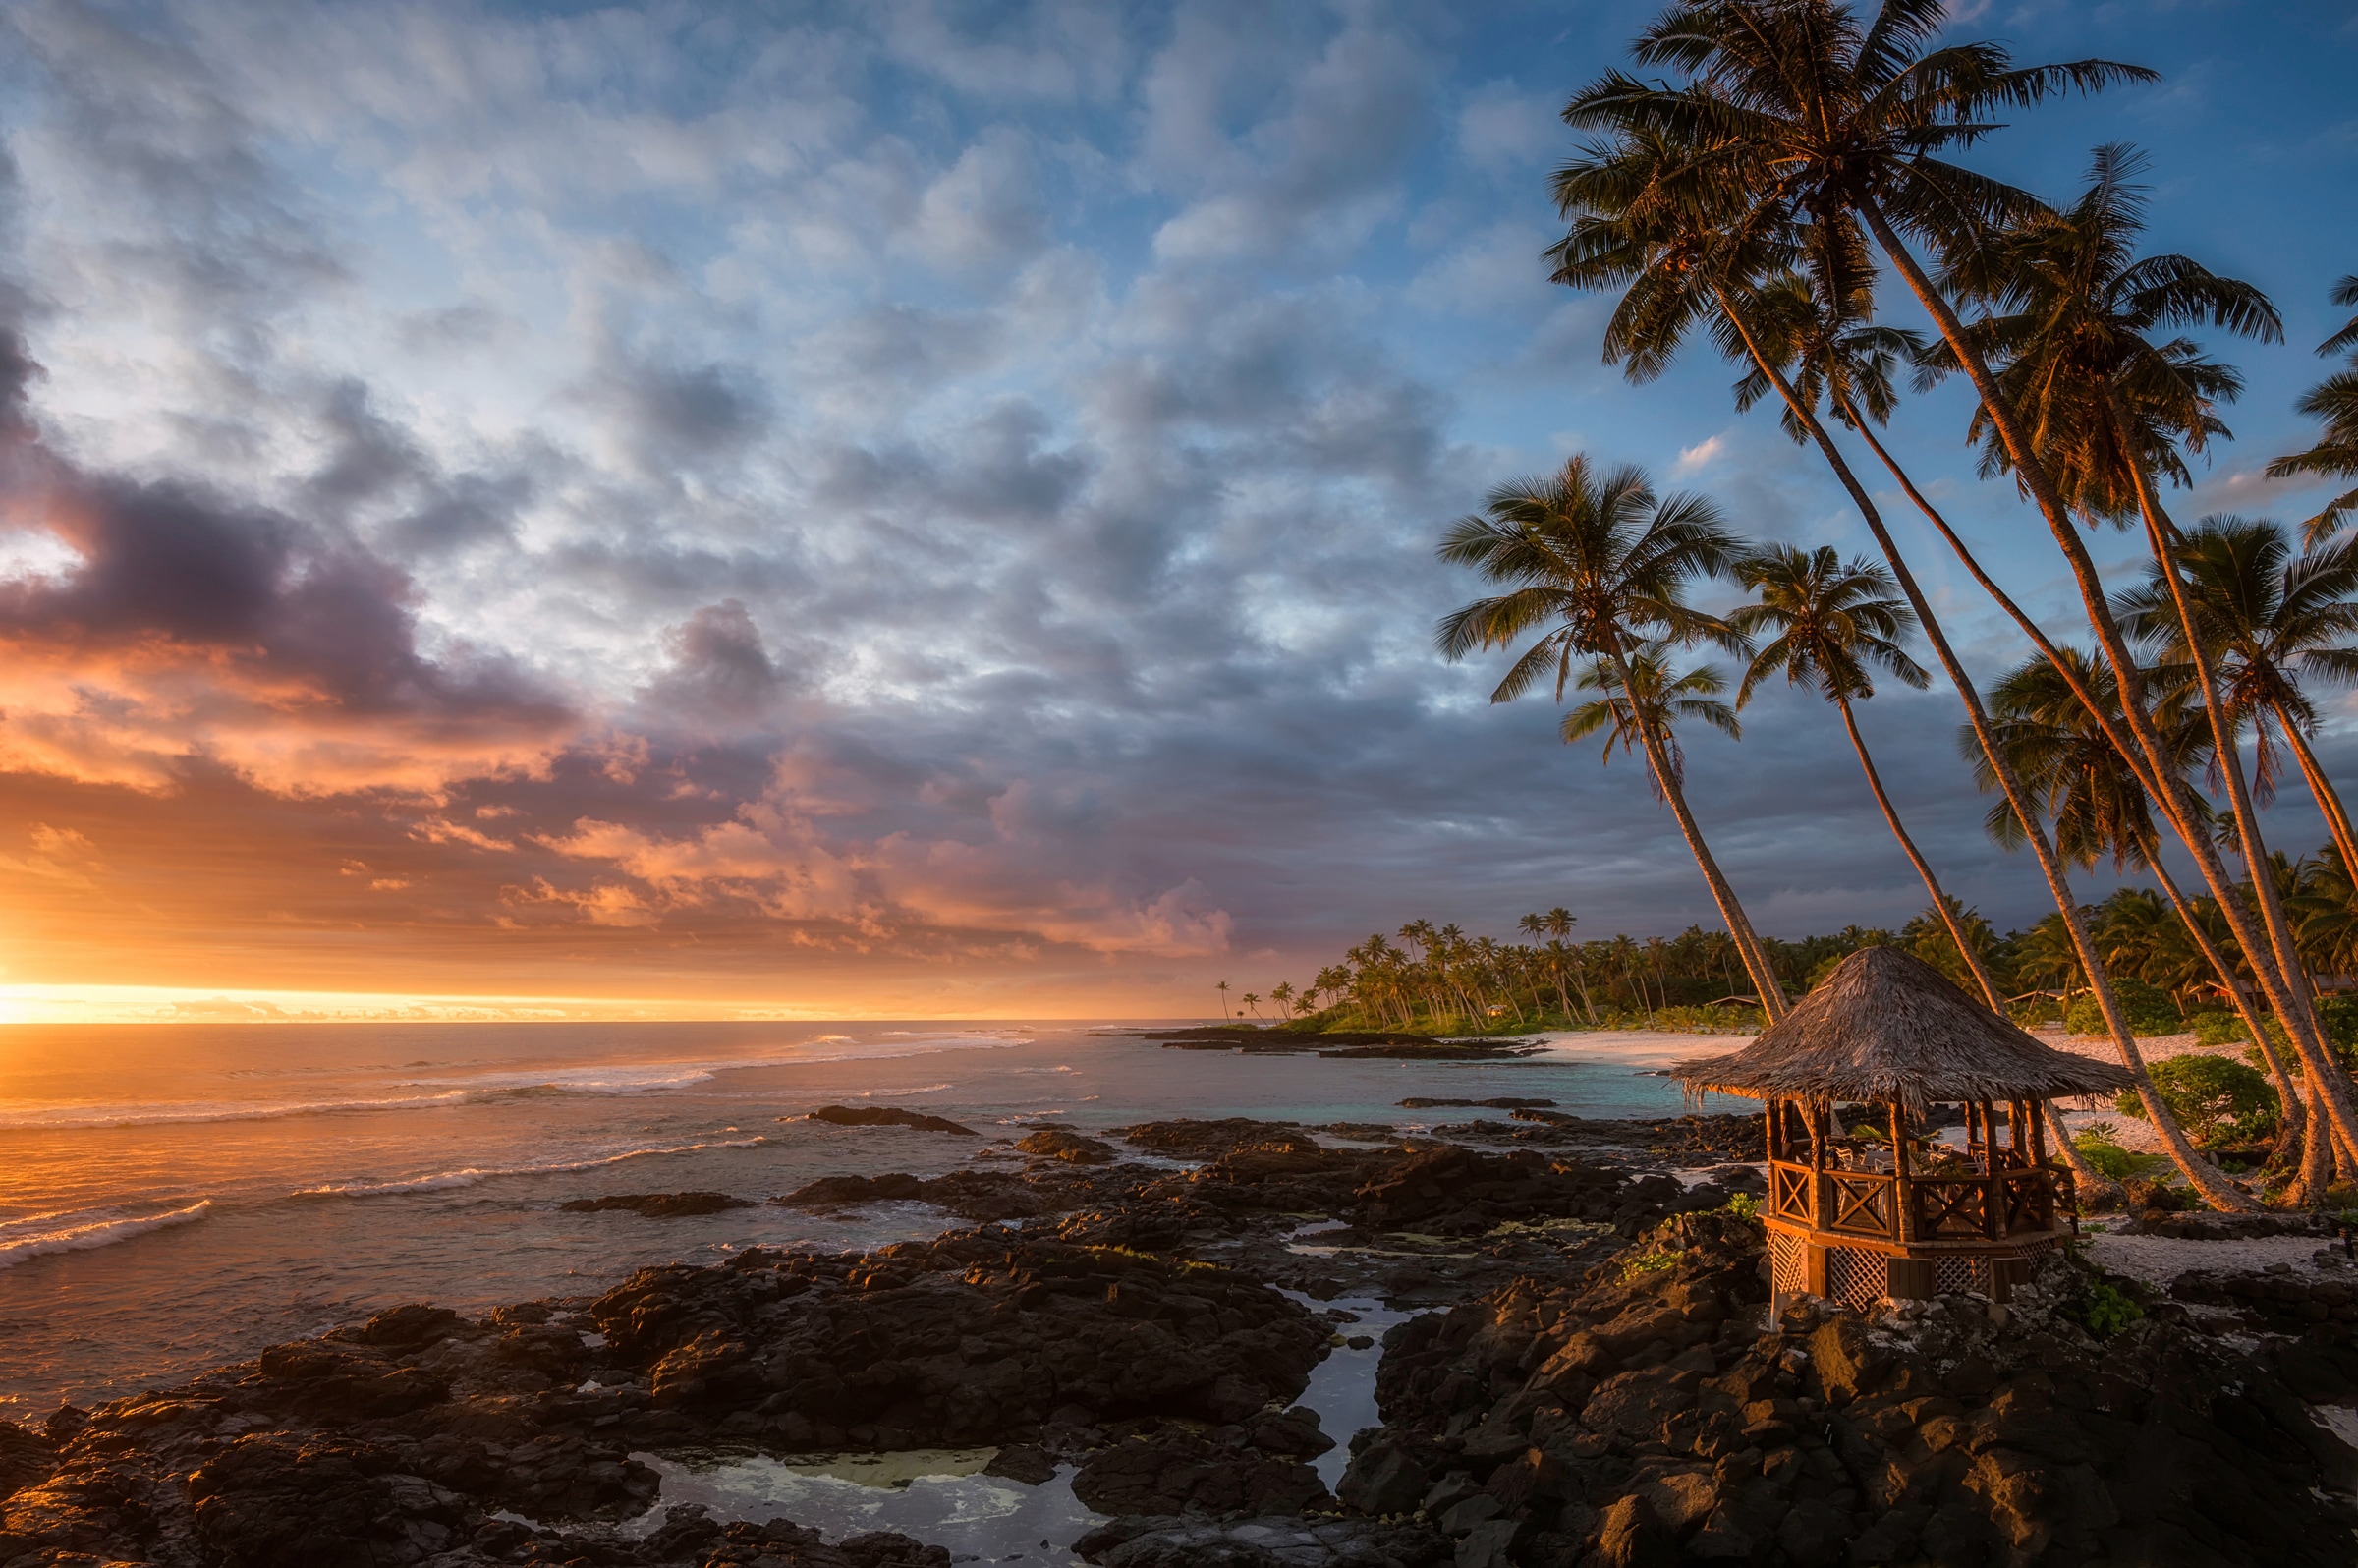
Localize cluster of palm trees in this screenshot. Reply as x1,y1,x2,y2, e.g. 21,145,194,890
1260,910,1972,1034
1436,0,2358,1210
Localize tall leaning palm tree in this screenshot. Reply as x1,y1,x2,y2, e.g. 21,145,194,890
1435,458,1788,1019
1565,4,2351,1204
1929,147,2358,1179
2268,274,2358,541
2116,517,2358,877
1729,543,2003,1009
1975,650,2317,1187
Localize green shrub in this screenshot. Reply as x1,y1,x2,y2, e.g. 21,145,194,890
1619,1250,1678,1282
2314,996,2358,1069
2064,978,2184,1037
1722,1192,1760,1221
2115,1054,2279,1146
2073,1281,2145,1339
2071,1128,2139,1180
2189,1009,2247,1046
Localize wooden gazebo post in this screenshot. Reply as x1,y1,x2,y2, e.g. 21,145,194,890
1888,1098,1915,1244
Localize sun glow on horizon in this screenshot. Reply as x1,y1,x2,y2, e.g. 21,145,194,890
0,983,1100,1026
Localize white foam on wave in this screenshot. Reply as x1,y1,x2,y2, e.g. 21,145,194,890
398,1034,1034,1095
1,1034,1038,1134
293,1136,768,1198
0,1202,212,1270
0,1091,474,1132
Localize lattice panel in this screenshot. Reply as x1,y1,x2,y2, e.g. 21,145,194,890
1768,1230,1808,1297
1934,1256,1989,1297
1823,1247,1887,1312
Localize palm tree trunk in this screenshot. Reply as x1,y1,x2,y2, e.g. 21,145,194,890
2043,1099,2127,1209
2278,704,2358,874
1713,286,2256,1209
1860,411,2324,1194
2114,429,2358,1181
1832,692,2005,1011
2146,846,2320,1191
1861,197,2352,1159
1607,644,1788,1022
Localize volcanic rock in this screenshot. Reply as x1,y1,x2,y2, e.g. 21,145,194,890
1396,1097,1556,1110
804,1105,979,1135
1073,1513,1451,1567
560,1192,756,1217
1016,1127,1118,1164
1356,1207,2358,1568
0,1423,53,1503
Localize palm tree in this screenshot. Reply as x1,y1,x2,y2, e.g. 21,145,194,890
1215,980,1230,1020
1546,105,2245,1204
1976,649,2315,1186
1435,456,1788,1019
1931,147,2358,1175
2117,517,2358,876
1568,2,2331,1206
2268,274,2358,541
1729,543,2003,1009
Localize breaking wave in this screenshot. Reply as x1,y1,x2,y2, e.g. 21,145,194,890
293,1137,768,1198
0,1202,213,1271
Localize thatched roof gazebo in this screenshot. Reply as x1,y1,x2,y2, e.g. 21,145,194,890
1673,946,2134,1313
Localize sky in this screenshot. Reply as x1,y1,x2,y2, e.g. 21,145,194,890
0,0,2352,1023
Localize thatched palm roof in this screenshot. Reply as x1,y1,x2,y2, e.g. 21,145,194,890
1670,946,2136,1109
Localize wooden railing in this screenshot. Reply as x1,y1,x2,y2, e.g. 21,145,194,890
1764,1157,2063,1243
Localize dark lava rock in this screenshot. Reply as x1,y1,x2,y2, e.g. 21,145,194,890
1397,1097,1556,1110
1074,1513,1450,1567
1016,1127,1118,1164
1114,1118,1309,1158
1071,1428,1333,1517
561,1192,756,1217
0,1226,1330,1567
1449,1109,1768,1162
1335,1432,1428,1516
804,1105,979,1136
587,1229,1328,1443
1349,1147,1638,1236
1356,1208,2358,1568
982,1442,1060,1484
0,1423,53,1503
776,1172,930,1205
773,1163,1153,1223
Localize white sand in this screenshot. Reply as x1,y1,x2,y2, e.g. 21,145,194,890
2082,1230,2348,1288
2039,1029,2261,1152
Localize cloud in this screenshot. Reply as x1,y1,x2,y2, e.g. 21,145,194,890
1455,81,1560,172
1145,12,1436,265
0,0,2336,1012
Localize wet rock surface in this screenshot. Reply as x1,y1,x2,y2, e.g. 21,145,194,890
561,1193,757,1217
10,1113,2355,1568
803,1106,980,1136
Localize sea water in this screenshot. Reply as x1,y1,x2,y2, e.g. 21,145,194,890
0,1021,1718,1419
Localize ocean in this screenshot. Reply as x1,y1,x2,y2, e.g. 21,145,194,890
0,1020,1714,1421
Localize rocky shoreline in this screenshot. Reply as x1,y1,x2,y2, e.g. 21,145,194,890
4,1114,2353,1567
